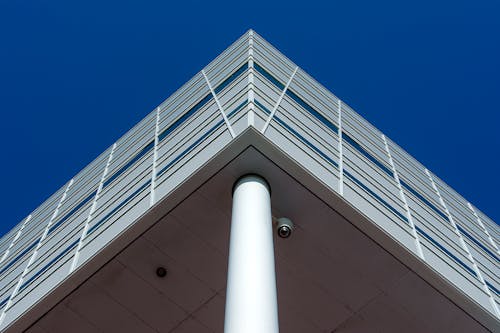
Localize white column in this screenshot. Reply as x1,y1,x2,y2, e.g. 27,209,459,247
225,175,279,333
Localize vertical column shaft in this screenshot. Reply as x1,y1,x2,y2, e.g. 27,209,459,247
225,175,279,333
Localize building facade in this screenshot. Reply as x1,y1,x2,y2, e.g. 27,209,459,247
0,31,498,332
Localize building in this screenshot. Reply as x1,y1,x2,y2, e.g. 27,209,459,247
0,30,498,332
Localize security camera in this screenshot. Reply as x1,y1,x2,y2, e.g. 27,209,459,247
275,217,294,238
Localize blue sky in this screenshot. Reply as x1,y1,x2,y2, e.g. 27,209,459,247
0,0,499,237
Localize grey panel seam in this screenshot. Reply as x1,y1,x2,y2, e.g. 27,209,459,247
70,143,117,273
0,179,73,325
338,100,344,196
467,203,499,253
261,66,298,134
150,107,160,206
383,135,424,260
247,30,255,127
426,169,499,317
0,215,31,316
0,215,31,266
201,70,236,138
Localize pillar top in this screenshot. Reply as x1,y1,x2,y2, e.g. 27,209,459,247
232,174,271,196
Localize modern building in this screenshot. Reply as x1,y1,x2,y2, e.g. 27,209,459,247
0,30,498,332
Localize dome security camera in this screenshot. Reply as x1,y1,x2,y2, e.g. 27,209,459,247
276,217,294,238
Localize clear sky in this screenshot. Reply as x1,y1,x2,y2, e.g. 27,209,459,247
0,0,499,237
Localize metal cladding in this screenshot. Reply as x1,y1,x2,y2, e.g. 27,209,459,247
0,30,498,330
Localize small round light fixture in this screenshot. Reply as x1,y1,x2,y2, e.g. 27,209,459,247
156,266,167,278
276,217,294,239
277,225,292,238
